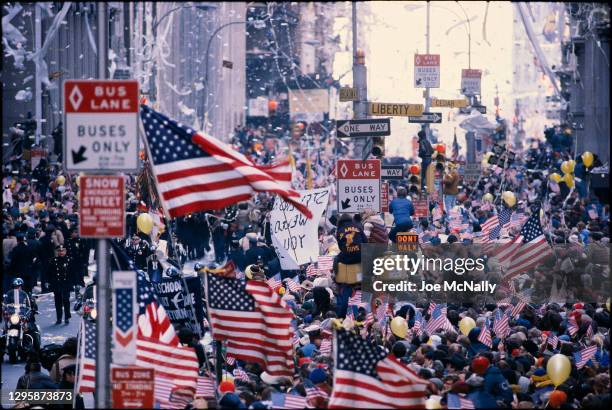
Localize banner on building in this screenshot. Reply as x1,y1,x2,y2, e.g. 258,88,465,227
270,187,331,270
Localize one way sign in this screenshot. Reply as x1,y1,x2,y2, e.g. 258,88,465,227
408,112,442,124
336,118,391,138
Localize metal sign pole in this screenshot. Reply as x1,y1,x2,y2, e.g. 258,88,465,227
95,3,111,408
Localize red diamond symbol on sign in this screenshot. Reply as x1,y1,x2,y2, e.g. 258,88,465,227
340,163,348,178
69,85,83,110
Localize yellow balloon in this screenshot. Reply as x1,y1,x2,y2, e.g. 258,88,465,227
562,173,575,188
425,396,442,409
34,202,45,211
56,175,66,186
547,354,571,386
560,161,574,175
481,158,489,169
606,297,610,312
582,151,594,168
482,193,494,203
390,316,408,339
502,191,516,207
278,286,286,295
549,173,562,183
137,213,154,234
459,316,476,336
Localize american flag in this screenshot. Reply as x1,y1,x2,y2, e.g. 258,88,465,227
329,329,428,409
376,302,389,323
480,214,500,238
424,304,453,335
156,381,193,410
115,287,134,346
586,322,594,339
501,210,553,280
509,212,528,231
510,301,527,318
306,383,329,401
477,323,493,348
133,269,199,404
306,263,317,277
543,332,559,349
348,290,362,307
319,338,332,356
76,319,96,393
412,310,424,336
266,273,282,292
493,308,510,339
140,105,311,219
271,392,309,409
447,393,475,409
427,302,437,315
567,314,579,336
574,345,598,369
284,275,301,293
205,273,294,377
318,255,334,272
226,355,236,366
195,375,215,398
233,367,250,382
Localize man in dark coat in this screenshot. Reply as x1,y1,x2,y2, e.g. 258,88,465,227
8,233,36,293
65,227,88,287
46,245,73,324
126,234,151,271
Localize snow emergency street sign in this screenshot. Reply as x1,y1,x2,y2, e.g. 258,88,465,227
381,182,389,212
414,54,440,88
461,69,482,95
336,118,391,138
337,159,381,213
64,80,139,172
79,175,126,238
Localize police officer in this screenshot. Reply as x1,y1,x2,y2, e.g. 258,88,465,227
65,227,88,288
46,245,72,324
127,234,151,271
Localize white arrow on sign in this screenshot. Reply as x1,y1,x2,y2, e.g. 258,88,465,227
408,112,442,123
336,119,391,138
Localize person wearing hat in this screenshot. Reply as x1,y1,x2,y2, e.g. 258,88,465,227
57,363,84,409
443,162,460,212
126,233,152,271
65,226,88,288
46,244,73,324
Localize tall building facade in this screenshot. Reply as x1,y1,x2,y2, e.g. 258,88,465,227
511,2,564,150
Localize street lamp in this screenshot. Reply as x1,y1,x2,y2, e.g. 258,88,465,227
202,19,266,131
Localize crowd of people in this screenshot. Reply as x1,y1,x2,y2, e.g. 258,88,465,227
2,120,610,409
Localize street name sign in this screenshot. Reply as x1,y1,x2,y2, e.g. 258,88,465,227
336,118,391,138
431,98,469,108
408,112,443,124
461,69,482,95
369,102,424,117
79,175,126,238
414,54,440,88
339,87,358,102
381,165,404,180
64,80,139,172
337,159,381,213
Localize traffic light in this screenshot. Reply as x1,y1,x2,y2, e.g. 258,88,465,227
355,49,366,65
434,151,446,172
371,137,384,158
408,174,421,195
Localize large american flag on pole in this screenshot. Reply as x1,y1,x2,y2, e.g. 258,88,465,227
329,329,428,409
204,273,294,377
140,105,311,219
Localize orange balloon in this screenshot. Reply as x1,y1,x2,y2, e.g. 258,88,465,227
435,144,446,154
268,100,278,111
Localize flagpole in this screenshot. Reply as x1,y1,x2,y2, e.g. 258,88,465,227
201,271,223,396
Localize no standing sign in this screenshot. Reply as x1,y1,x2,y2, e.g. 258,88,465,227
64,80,140,172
